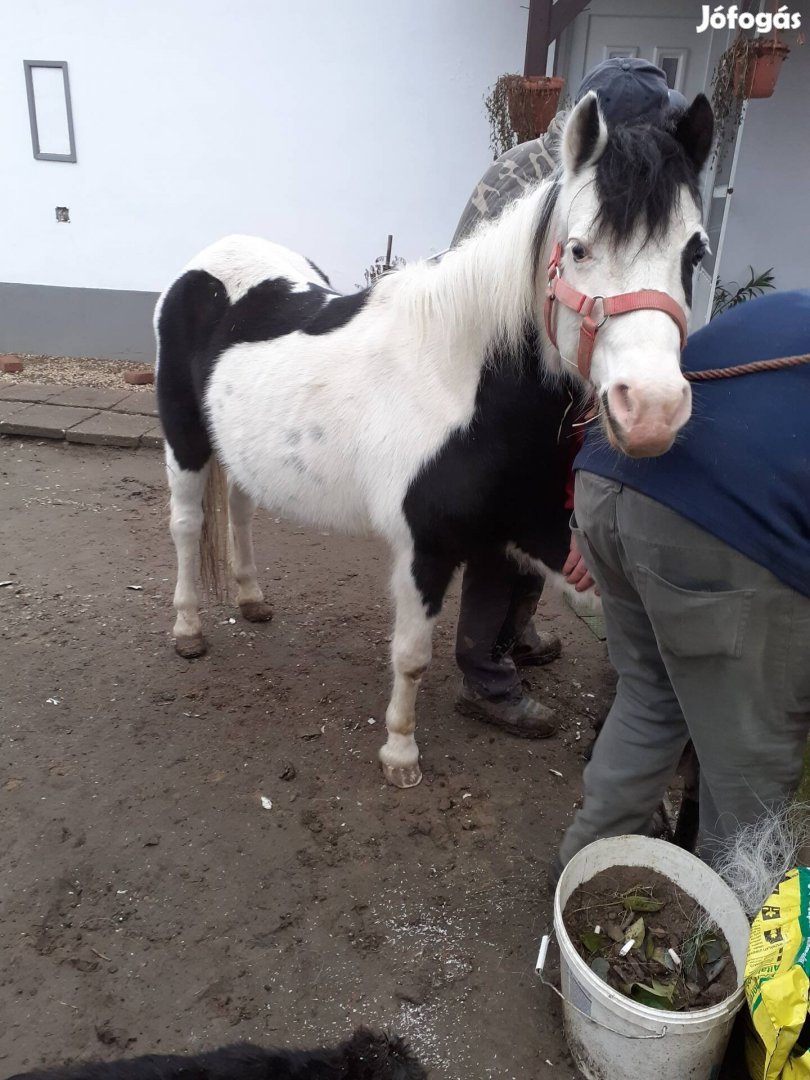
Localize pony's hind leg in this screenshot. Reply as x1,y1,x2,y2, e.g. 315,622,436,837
167,447,210,658
380,548,454,788
228,481,273,623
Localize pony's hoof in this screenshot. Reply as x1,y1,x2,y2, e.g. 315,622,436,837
382,761,422,789
175,634,208,659
239,600,273,623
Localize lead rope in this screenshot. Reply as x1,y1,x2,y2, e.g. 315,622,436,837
683,352,810,382
570,351,810,429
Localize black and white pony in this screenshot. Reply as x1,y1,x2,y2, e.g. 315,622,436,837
155,93,713,788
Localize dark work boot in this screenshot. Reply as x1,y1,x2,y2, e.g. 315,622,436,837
455,684,557,739
512,628,562,668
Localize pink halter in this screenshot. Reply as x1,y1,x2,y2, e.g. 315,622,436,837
543,241,688,381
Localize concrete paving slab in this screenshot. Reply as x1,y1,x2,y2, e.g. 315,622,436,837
113,390,158,417
0,404,99,438
0,400,29,425
48,386,131,410
0,382,73,403
140,424,165,449
66,411,155,448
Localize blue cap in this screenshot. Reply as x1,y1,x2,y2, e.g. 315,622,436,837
576,58,686,126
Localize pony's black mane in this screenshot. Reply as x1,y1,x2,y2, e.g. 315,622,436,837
530,178,561,279
594,121,701,241
529,118,701,277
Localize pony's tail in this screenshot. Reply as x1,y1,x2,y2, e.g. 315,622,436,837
200,457,230,601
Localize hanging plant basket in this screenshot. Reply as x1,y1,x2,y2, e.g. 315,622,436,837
506,75,565,140
733,38,790,99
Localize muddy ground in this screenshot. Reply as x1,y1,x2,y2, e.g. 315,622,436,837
1,437,621,1078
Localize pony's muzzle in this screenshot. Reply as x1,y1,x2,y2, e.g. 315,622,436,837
604,378,692,458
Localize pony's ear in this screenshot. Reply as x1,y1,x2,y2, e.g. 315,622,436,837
562,92,608,176
674,94,714,173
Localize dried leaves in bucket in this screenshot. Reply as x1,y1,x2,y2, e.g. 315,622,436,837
563,865,737,1011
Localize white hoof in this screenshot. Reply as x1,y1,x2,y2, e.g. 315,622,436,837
382,761,423,789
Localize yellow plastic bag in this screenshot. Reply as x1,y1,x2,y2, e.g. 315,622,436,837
746,867,810,1079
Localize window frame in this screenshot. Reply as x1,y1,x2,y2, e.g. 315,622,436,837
23,60,77,163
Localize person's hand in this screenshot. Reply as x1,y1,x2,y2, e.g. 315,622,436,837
563,534,598,594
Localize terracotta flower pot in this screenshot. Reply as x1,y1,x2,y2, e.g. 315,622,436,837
733,39,790,99
507,75,565,139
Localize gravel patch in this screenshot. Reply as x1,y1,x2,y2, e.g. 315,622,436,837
0,354,154,392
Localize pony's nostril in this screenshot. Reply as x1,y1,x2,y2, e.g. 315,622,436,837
608,383,633,422
672,381,693,427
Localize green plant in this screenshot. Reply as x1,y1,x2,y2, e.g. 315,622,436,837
484,73,565,160
710,35,752,169
483,74,522,159
712,266,775,319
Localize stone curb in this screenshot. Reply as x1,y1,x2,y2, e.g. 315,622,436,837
112,391,158,417
1,403,99,439
0,399,29,424
0,382,75,403
0,391,164,449
67,411,157,448
48,387,132,410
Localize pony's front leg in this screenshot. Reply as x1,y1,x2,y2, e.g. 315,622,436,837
380,550,444,789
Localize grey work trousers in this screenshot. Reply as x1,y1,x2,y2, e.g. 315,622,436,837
559,472,810,868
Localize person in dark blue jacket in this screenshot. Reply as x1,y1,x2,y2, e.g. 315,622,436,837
557,289,810,873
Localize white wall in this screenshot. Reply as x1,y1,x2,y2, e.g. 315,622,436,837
1,0,527,294
717,35,810,292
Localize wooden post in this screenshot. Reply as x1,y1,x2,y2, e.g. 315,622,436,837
524,0,552,76
524,0,591,77
550,0,590,42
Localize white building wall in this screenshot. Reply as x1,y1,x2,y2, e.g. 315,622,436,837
717,37,810,293
1,0,527,295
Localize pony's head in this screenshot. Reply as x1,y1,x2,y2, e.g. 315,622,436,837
546,91,713,457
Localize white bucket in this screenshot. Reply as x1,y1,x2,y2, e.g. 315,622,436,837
552,835,750,1080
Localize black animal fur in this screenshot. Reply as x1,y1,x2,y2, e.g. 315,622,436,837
5,1029,427,1080
155,274,367,472
593,95,712,244
404,332,587,614
595,122,702,243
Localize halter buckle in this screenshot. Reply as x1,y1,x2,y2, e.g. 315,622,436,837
542,237,689,384
547,241,564,286
589,296,609,330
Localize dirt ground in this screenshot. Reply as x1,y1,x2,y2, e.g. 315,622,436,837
0,436,620,1078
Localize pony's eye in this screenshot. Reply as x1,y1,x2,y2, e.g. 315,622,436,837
571,242,588,263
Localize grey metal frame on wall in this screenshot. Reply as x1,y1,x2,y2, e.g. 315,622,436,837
23,60,77,163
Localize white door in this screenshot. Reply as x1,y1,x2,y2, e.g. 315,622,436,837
562,0,715,103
